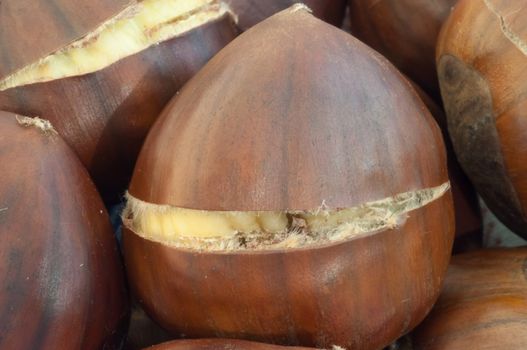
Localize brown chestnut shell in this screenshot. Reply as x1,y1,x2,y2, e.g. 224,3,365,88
437,0,527,238
0,111,128,349
413,248,527,349
124,6,455,349
0,0,239,204
144,339,316,350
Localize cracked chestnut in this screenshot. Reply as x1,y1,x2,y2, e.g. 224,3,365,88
0,0,238,204
0,111,128,349
122,5,454,350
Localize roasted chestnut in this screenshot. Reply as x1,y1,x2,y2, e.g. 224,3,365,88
226,0,347,30
122,5,454,350
0,111,128,349
413,248,527,349
437,0,527,238
350,0,457,99
0,0,238,204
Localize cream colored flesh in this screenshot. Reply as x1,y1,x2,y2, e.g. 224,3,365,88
123,182,450,250
0,0,233,91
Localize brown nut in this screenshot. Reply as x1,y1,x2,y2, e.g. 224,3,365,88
0,0,239,204
0,111,128,349
144,339,324,350
350,0,457,99
413,248,527,349
122,5,454,350
437,0,527,239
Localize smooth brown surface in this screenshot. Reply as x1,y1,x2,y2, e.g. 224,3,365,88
145,339,315,350
437,0,527,238
226,0,347,30
350,0,457,98
130,8,448,211
413,248,527,349
0,111,128,349
0,5,238,204
124,7,455,350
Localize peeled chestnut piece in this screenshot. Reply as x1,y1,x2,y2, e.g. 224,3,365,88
350,0,457,98
145,339,325,350
0,0,238,204
0,111,127,349
437,0,527,238
413,248,527,349
122,5,454,350
225,0,347,30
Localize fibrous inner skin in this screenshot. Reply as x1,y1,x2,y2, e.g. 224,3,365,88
0,0,232,91
123,182,450,251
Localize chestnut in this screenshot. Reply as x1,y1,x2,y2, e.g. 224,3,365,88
412,248,527,349
225,0,347,30
0,0,238,204
349,0,457,99
122,5,454,350
437,0,527,239
0,111,128,349
144,339,329,350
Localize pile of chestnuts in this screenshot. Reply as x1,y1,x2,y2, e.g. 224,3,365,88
1,0,526,349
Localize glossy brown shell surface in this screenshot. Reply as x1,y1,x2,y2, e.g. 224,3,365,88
129,8,448,211
0,111,128,349
413,248,527,349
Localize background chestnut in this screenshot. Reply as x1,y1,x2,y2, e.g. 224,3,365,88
0,0,238,204
145,339,320,350
122,6,454,350
437,0,527,239
226,0,347,30
412,248,527,349
349,0,457,99
0,111,128,349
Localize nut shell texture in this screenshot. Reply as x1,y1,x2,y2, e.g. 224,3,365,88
124,7,455,350
146,339,315,350
437,0,527,237
0,0,238,203
413,248,527,349
0,111,128,349
129,7,448,211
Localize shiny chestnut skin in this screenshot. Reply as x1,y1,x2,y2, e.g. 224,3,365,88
0,0,238,204
145,339,316,350
350,0,457,99
123,6,454,350
0,111,128,349
226,0,347,30
413,248,527,349
437,0,527,238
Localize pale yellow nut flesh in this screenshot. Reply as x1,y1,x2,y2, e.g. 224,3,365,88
0,0,233,91
123,182,450,251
